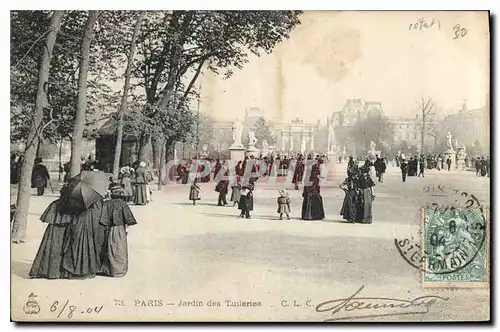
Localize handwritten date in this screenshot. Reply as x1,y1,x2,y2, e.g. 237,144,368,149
50,300,103,319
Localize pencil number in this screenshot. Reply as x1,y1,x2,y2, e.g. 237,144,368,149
453,24,467,40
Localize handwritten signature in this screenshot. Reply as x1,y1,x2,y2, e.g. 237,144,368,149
315,286,449,322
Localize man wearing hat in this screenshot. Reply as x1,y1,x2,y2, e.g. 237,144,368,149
400,154,409,182
31,158,50,196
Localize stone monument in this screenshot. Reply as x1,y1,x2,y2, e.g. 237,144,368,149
456,144,467,171
230,118,246,162
261,139,269,156
246,131,260,158
443,131,457,170
327,122,337,162
300,136,307,154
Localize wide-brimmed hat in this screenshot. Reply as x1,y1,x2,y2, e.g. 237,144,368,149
279,189,288,197
109,183,124,196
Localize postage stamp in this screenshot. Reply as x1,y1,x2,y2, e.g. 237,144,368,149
421,207,489,288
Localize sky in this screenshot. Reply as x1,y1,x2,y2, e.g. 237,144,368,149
198,11,490,124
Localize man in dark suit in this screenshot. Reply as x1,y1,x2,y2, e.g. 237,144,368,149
31,158,50,196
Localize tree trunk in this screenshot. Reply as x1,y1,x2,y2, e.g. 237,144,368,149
58,135,63,181
112,12,144,179
137,133,150,163
157,139,166,190
12,11,63,244
36,139,41,158
69,11,99,177
421,121,425,154
151,136,163,171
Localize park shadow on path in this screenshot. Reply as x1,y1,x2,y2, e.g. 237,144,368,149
170,202,227,207
201,212,346,224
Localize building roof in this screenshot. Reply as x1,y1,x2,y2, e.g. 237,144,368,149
97,114,140,140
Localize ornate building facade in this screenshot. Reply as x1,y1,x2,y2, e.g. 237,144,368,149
271,117,319,153
329,98,385,156
441,100,489,151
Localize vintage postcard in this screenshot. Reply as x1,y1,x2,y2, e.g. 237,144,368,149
10,10,490,322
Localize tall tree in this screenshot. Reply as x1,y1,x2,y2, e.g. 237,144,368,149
112,12,144,178
11,11,106,146
350,113,394,155
252,117,276,149
131,11,302,173
416,96,435,154
12,10,64,244
70,11,99,176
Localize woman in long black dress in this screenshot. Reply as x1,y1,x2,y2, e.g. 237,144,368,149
301,158,325,220
60,202,106,279
339,166,362,223
30,182,107,280
29,198,72,279
133,162,149,205
357,164,375,224
99,195,137,278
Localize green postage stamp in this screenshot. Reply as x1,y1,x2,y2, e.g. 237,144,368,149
421,207,489,288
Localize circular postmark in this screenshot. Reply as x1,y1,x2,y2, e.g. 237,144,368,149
395,186,488,274
422,208,486,275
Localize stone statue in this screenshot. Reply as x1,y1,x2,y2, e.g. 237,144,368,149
328,123,335,152
369,140,376,152
232,119,243,147
446,132,453,150
262,140,269,154
262,139,268,149
301,136,306,153
248,131,258,146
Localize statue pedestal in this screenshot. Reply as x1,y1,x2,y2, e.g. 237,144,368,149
230,145,246,162
246,144,260,158
326,151,340,181
367,150,378,162
443,150,456,171
456,146,466,171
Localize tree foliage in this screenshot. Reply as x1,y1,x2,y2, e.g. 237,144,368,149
252,117,276,149
10,10,123,145
350,113,394,154
10,10,302,172
129,11,301,137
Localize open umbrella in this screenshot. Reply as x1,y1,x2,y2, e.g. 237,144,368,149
62,171,110,211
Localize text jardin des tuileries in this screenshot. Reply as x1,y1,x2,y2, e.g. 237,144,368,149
133,299,262,308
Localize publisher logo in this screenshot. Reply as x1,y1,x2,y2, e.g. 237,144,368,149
23,293,40,315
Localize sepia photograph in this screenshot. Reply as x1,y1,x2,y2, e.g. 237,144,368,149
9,8,491,322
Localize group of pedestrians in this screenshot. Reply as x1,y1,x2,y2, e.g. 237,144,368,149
26,156,164,280
112,162,153,206
186,154,327,221
29,170,138,279
399,154,429,182
474,157,490,177
339,159,376,224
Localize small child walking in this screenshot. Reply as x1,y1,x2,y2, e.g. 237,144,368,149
189,178,201,205
277,189,291,220
238,184,254,219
